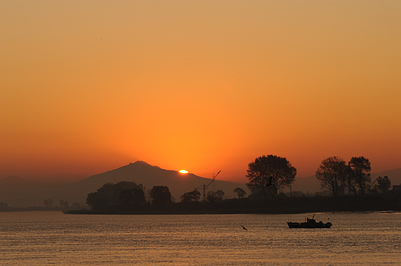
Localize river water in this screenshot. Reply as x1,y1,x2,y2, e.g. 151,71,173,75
0,211,400,265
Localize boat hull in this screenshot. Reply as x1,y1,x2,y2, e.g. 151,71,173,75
287,222,332,228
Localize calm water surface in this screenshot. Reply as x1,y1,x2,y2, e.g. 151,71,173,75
1,211,400,265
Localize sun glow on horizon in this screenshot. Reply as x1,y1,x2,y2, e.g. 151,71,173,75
1,1,400,182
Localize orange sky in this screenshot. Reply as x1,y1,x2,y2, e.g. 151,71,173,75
1,1,400,183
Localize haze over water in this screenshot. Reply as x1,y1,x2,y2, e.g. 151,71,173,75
1,212,400,265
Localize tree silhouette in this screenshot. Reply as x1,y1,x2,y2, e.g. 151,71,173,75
86,181,145,211
86,192,109,211
215,190,225,201
44,199,53,208
315,156,347,199
234,187,247,199
150,186,172,207
345,166,357,196
59,200,69,208
376,176,391,194
207,190,225,202
349,156,371,197
118,187,146,211
246,155,296,202
180,190,201,203
119,189,134,210
206,191,218,203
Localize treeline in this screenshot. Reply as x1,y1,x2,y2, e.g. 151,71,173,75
84,181,248,213
315,156,391,198
43,199,82,209
79,182,401,215
68,154,401,214
0,202,84,212
245,154,397,201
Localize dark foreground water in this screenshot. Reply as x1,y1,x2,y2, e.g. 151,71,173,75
1,211,400,265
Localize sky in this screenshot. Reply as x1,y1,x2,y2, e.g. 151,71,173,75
1,1,400,183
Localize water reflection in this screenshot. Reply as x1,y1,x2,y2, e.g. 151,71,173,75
0,212,400,265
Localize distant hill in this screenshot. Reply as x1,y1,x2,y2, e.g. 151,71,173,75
1,162,399,207
0,161,248,207
371,168,401,186
62,161,248,202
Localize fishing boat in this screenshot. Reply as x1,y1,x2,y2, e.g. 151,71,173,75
287,214,332,228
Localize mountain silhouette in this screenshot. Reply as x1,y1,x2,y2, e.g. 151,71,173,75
61,161,249,203
1,162,400,207
0,161,248,207
370,168,401,186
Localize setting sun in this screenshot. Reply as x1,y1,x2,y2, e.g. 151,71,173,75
179,170,189,174
1,1,400,184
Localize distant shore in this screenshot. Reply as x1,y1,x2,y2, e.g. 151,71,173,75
64,194,401,215
2,193,399,215
63,209,400,215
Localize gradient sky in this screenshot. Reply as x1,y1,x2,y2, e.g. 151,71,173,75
1,1,400,183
